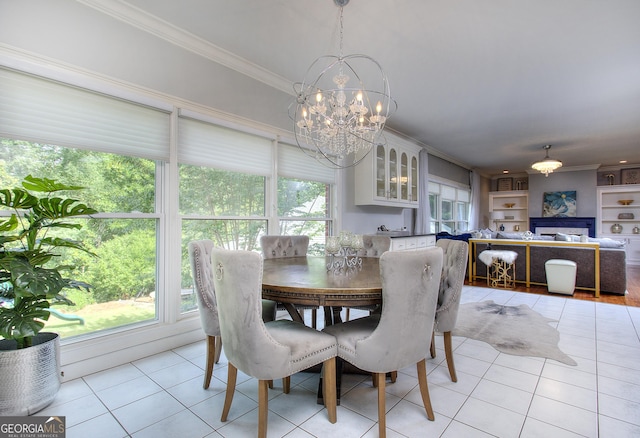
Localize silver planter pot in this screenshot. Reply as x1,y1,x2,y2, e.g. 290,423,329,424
0,332,62,416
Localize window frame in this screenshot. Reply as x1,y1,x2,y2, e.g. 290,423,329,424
429,176,471,234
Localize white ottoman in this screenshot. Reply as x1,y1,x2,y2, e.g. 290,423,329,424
545,259,577,295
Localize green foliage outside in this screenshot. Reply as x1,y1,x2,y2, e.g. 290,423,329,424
1,138,330,337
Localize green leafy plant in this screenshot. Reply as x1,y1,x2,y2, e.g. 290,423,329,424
0,175,97,348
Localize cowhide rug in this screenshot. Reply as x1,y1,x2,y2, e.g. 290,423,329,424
452,300,577,366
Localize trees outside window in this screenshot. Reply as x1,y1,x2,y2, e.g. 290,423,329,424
0,139,158,338
278,177,331,255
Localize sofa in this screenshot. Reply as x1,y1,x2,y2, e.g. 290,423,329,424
471,232,627,295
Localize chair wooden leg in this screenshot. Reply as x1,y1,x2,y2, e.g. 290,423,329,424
203,335,216,389
322,358,337,423
390,371,397,383
345,308,351,321
443,331,457,382
283,376,291,394
430,330,436,358
376,373,387,438
221,363,238,422
416,359,435,421
268,380,273,389
214,335,222,363
258,380,269,438
312,309,317,329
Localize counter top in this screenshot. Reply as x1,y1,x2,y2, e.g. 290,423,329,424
376,232,435,238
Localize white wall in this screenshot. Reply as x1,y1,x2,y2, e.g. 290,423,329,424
528,169,598,217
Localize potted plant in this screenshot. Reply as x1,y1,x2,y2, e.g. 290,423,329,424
0,175,97,415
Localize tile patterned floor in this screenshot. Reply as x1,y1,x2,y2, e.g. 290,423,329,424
41,285,640,437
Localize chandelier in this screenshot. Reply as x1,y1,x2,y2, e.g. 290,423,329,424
289,0,396,168
531,144,562,177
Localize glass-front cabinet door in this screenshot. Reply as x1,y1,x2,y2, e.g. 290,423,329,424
388,147,398,200
400,152,409,201
411,155,418,201
375,144,386,198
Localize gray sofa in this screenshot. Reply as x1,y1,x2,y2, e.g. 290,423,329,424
472,233,627,295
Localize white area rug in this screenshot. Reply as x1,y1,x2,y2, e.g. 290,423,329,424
452,300,577,366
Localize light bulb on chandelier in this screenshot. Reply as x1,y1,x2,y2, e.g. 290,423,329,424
289,0,396,168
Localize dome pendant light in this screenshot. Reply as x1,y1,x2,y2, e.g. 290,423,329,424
531,145,562,177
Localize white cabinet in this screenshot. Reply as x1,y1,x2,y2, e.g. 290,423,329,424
488,191,529,232
355,139,421,208
390,235,436,251
597,185,640,265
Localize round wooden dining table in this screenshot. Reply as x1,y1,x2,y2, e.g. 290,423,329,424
262,255,382,327
262,255,383,403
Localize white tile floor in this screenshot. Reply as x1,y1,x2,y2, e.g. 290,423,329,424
41,285,640,437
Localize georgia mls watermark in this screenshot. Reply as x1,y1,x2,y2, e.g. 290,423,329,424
0,416,65,438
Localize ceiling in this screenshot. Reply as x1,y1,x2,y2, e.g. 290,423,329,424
107,0,640,176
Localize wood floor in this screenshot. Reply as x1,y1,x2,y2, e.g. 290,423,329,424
467,265,640,308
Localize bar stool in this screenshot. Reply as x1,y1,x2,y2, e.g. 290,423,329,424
478,250,517,289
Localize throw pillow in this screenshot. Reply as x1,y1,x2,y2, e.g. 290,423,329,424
496,232,524,240
554,232,580,242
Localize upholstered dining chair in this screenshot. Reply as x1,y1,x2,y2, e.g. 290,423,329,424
323,248,443,438
345,234,391,321
188,240,277,389
260,235,319,327
211,248,338,438
357,234,392,258
430,239,469,382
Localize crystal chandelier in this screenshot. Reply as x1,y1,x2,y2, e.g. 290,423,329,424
289,0,396,168
531,144,562,177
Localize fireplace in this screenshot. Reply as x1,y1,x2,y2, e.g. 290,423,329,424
529,217,596,238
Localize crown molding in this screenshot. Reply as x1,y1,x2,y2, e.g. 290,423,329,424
77,0,294,96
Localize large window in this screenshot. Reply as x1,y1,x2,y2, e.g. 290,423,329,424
429,180,470,234
0,139,159,339
1,68,336,342
276,143,335,256
278,177,331,255
179,164,268,312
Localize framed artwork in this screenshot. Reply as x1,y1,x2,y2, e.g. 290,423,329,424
543,191,577,217
497,177,513,191
621,168,640,185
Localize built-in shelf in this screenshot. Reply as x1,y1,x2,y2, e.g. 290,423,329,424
489,190,529,232
597,185,640,265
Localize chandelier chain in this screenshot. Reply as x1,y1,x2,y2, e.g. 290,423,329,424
339,7,344,59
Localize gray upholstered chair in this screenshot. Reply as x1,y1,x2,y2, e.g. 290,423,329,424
188,240,277,389
430,239,469,382
260,235,318,327
323,248,443,438
211,248,338,437
345,234,391,321
260,235,309,258
357,235,392,258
